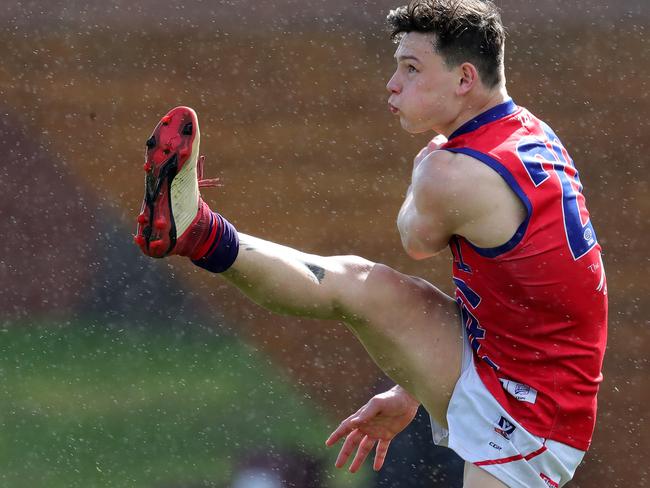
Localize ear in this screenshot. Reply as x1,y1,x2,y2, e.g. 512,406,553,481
456,62,479,95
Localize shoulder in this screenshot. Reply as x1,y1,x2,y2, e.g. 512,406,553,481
413,149,526,246
412,149,507,212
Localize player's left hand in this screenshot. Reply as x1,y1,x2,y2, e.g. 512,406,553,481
412,134,448,172
325,385,420,473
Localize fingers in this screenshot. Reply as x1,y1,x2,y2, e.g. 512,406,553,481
415,145,430,159
326,398,386,472
349,434,377,473
326,400,380,447
373,439,391,471
325,413,358,447
414,134,448,171
324,398,392,474
332,430,381,473
428,134,448,151
334,428,364,468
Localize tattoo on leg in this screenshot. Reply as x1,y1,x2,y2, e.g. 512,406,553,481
305,263,326,284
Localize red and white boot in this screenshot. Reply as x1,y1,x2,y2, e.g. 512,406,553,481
134,106,219,259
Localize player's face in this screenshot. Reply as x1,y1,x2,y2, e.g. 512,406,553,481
386,32,461,134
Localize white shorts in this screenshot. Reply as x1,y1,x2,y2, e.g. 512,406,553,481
431,329,585,488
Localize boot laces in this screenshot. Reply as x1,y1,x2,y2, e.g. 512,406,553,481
197,155,221,189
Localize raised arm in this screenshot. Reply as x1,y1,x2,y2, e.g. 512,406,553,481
397,146,526,259
397,148,463,259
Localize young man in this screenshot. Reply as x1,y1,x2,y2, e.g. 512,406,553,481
134,1,607,486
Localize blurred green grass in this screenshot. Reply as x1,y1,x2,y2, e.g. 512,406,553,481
0,323,369,487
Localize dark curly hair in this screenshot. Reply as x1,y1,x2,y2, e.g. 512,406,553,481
387,0,505,88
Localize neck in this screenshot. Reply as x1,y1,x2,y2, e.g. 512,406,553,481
440,86,509,138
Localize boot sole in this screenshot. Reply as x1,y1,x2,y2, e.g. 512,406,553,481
134,106,200,258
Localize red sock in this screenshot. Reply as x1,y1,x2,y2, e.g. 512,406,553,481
174,200,217,259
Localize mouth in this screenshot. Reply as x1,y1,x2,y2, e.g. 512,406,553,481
388,103,399,114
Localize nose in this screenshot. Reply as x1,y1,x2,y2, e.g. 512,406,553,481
386,72,401,94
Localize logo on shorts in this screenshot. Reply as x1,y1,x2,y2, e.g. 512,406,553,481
494,416,516,440
540,473,559,487
515,383,530,396
499,378,538,404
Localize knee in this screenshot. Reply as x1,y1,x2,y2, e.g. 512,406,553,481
362,264,457,320
328,254,376,284
330,260,414,317
322,255,378,314
326,258,455,321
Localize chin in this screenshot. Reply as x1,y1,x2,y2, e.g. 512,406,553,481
400,119,431,134
398,113,434,134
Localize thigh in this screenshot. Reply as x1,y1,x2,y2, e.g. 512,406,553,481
463,462,509,488
340,263,463,426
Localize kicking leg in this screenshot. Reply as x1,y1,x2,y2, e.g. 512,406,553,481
223,234,463,425
134,106,462,425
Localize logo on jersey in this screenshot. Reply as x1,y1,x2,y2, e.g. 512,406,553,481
540,473,559,487
494,416,516,440
589,254,607,295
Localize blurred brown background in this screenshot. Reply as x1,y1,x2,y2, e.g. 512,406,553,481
1,0,648,486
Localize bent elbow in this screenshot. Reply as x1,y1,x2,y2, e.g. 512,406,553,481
402,239,434,260
406,249,432,260
401,235,449,260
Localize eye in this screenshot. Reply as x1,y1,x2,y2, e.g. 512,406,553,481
407,64,418,73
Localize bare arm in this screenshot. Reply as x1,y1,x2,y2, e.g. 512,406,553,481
396,149,461,259
397,147,526,259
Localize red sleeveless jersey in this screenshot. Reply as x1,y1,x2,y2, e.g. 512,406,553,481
442,100,607,451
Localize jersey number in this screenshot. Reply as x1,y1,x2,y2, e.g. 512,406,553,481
516,126,597,260
454,277,499,371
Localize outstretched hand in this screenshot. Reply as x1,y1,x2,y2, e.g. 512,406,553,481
412,134,448,173
325,385,420,473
